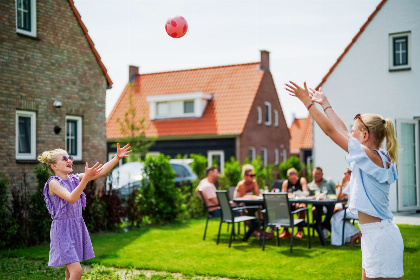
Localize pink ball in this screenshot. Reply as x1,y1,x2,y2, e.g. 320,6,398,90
165,15,188,38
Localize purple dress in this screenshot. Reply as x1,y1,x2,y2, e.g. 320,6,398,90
43,174,95,267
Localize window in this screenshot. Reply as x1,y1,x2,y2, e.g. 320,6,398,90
66,116,82,161
248,147,255,161
147,92,212,120
264,102,271,125
208,150,225,174
257,106,262,124
274,110,279,127
16,0,37,37
274,148,279,165
261,148,267,167
15,110,36,160
389,32,411,71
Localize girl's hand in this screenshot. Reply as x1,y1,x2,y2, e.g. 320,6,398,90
309,87,327,105
84,162,103,181
116,143,132,160
285,81,312,107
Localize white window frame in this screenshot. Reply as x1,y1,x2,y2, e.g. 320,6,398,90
15,0,37,37
396,119,420,211
248,147,255,161
260,147,267,167
389,32,411,71
274,110,279,127
257,106,262,124
274,148,279,165
264,102,271,126
65,116,82,161
15,110,36,160
208,150,225,174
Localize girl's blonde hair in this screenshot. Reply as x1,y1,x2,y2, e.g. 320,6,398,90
37,149,66,175
362,114,398,165
242,164,254,178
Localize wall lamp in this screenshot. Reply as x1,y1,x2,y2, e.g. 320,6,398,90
53,100,62,108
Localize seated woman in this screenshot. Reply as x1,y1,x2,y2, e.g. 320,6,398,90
331,168,361,245
280,168,309,239
234,164,260,198
234,165,272,241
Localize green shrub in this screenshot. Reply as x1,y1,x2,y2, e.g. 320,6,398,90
29,166,52,245
218,156,241,190
190,154,207,180
0,173,16,249
138,154,186,224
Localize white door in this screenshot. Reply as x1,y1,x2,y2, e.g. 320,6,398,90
397,119,420,211
208,150,225,174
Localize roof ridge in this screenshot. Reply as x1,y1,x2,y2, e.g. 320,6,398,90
316,0,387,89
139,61,261,76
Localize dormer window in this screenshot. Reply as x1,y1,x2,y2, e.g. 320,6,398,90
147,92,212,120
16,0,37,37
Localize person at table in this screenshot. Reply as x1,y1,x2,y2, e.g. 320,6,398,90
331,168,361,245
334,168,351,214
279,168,309,239
308,166,336,196
195,167,221,217
233,164,260,198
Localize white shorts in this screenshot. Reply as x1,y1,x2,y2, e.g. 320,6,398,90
359,220,404,278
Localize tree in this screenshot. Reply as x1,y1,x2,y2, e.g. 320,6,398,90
112,94,156,161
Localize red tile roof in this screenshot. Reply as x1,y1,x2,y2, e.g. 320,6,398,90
289,116,312,153
316,0,387,89
68,0,113,88
106,63,264,139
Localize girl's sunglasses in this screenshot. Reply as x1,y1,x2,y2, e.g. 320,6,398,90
62,155,74,162
354,114,369,133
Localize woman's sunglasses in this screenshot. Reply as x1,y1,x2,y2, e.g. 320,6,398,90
354,114,369,133
62,155,74,162
246,173,256,178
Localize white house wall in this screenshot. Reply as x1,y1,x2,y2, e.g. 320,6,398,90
313,0,419,212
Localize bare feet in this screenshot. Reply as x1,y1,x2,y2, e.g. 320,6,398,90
295,231,303,239
280,229,292,239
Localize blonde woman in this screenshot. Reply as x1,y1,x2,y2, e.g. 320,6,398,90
233,164,260,198
38,144,131,280
286,82,403,279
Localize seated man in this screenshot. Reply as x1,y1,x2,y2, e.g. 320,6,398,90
195,167,221,217
308,166,336,238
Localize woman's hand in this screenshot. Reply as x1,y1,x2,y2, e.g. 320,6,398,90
285,81,312,107
84,162,103,181
308,87,328,105
116,143,132,160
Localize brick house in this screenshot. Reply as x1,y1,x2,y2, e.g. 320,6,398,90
289,116,312,166
106,50,290,173
0,0,112,192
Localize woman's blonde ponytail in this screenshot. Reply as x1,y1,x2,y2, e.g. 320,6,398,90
384,119,398,165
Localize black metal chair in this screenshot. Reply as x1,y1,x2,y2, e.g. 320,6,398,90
199,191,220,240
215,190,261,247
261,193,311,253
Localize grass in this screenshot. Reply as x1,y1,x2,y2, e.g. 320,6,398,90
1,219,419,280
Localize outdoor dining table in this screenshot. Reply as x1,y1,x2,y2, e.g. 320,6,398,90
233,195,347,246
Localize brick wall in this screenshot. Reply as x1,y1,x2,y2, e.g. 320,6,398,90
0,0,108,192
240,71,290,165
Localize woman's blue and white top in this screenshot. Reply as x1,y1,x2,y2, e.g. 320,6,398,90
345,137,398,221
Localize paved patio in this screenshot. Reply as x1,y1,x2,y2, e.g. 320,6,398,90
393,211,420,225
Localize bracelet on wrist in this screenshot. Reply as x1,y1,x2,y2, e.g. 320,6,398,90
323,105,332,112
307,103,314,110
116,155,123,160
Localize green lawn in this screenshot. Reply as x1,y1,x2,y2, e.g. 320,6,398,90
1,219,419,280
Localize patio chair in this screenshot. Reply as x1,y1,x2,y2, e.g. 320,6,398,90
342,204,359,245
228,186,236,200
261,193,311,253
216,190,261,247
199,191,220,240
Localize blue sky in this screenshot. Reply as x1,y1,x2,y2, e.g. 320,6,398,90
74,0,381,126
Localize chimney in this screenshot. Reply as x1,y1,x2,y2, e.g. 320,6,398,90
129,65,139,83
260,50,270,71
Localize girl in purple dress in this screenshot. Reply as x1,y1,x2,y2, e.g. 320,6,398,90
38,143,131,280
